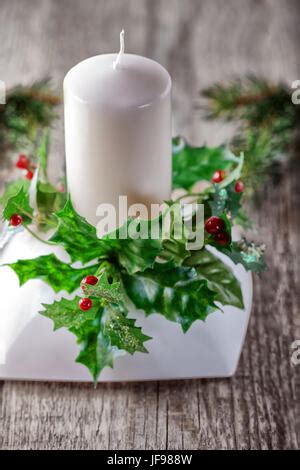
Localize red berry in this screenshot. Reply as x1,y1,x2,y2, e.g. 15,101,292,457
9,213,23,227
211,169,225,183
25,169,34,180
16,154,30,170
235,180,244,193
81,275,98,291
215,232,230,246
205,216,225,235
79,298,93,311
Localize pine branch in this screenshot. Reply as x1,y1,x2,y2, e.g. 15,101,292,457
0,79,60,160
202,76,292,122
201,76,300,196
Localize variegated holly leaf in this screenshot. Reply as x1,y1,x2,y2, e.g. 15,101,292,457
122,262,217,332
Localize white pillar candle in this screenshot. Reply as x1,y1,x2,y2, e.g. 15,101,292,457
64,31,172,228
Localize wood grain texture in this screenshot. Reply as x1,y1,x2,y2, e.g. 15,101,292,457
0,0,299,450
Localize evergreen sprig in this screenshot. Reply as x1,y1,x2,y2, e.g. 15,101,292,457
201,76,300,195
0,79,60,160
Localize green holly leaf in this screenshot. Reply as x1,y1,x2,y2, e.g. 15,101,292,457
50,197,109,263
40,296,150,383
226,184,243,218
76,327,115,384
40,296,99,331
184,248,244,309
84,272,124,304
156,202,203,265
209,182,242,219
122,262,217,332
51,199,162,274
219,240,267,273
160,238,191,265
8,254,95,293
172,138,239,190
2,187,33,224
103,217,162,274
0,179,30,207
118,238,162,274
76,304,151,383
103,304,151,354
209,184,228,216
40,296,113,383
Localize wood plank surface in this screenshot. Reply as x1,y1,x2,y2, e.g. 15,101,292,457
0,0,299,450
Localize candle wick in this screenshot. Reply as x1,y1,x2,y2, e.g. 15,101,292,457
113,30,125,70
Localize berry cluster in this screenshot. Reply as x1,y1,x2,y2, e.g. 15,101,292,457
16,154,35,180
205,216,229,245
211,168,244,194
79,275,98,311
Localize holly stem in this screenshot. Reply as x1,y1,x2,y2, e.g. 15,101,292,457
95,260,118,279
37,215,57,228
15,205,35,221
173,192,205,203
23,224,57,246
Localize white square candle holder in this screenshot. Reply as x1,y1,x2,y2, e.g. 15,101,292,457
0,230,252,382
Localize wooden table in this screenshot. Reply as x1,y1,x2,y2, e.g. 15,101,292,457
0,0,299,450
